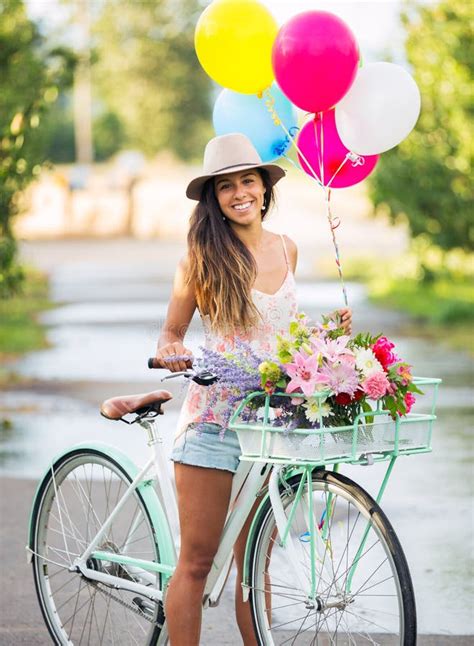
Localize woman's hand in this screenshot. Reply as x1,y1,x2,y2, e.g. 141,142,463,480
338,307,353,336
154,341,193,373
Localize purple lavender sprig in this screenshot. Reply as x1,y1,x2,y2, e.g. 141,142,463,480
195,342,268,436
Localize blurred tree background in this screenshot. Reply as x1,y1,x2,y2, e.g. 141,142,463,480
42,0,212,163
0,0,73,297
1,0,212,297
1,0,472,347
92,0,212,160
370,0,473,256
366,0,473,335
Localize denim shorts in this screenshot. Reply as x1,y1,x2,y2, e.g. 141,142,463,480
170,423,242,473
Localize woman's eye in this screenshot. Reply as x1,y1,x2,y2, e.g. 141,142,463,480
243,178,254,184
219,183,231,190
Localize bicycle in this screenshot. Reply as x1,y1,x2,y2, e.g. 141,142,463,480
27,360,441,645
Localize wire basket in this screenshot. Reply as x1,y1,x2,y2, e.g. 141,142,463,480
229,377,441,467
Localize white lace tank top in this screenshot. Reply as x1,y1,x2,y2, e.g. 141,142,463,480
175,234,298,440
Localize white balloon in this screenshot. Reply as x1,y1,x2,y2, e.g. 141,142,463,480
335,62,421,156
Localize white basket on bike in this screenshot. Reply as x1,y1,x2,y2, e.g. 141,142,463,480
229,377,441,466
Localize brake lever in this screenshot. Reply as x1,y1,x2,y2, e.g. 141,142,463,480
160,369,219,386
160,371,193,382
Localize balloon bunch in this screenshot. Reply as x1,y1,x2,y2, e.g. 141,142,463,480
195,1,421,305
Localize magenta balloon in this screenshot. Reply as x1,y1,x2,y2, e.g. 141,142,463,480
297,110,379,188
272,11,359,113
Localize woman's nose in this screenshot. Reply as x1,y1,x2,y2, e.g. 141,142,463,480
233,183,248,199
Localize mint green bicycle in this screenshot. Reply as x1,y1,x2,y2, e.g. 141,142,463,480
27,367,440,645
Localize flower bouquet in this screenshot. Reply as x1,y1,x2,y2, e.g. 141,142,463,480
194,313,442,464
197,312,422,436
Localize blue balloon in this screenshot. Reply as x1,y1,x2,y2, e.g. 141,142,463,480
213,84,298,162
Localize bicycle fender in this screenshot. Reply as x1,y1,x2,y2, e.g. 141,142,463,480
27,442,176,575
242,490,271,601
241,466,313,600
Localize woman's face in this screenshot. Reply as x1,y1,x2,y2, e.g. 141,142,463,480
214,170,266,226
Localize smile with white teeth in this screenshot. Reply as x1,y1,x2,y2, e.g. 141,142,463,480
233,201,253,211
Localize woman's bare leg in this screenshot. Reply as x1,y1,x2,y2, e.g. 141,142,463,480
165,463,233,646
233,477,274,645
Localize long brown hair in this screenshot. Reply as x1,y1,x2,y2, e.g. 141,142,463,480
186,169,276,334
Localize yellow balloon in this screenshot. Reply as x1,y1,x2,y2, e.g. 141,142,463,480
195,0,278,95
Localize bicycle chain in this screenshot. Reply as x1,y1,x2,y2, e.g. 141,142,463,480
87,579,162,627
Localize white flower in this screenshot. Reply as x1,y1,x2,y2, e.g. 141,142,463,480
355,348,383,377
303,397,332,423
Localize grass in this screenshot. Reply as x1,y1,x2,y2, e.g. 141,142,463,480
369,277,474,353
0,267,54,365
319,251,474,353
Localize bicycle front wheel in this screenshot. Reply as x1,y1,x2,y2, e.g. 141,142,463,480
30,448,165,645
248,469,416,645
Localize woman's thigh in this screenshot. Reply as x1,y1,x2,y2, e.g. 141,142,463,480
174,462,234,569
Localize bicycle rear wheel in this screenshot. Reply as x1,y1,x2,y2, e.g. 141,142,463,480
30,448,165,645
247,469,416,645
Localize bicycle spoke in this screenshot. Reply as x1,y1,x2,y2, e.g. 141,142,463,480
32,451,161,645
249,472,411,644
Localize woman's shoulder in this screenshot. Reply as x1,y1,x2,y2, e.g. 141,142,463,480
264,230,298,273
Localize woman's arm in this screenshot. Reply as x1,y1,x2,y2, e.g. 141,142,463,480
155,255,197,372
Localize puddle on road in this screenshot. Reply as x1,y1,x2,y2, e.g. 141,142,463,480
0,402,180,480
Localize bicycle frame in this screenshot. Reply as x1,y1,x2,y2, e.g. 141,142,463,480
30,403,420,644
64,416,272,611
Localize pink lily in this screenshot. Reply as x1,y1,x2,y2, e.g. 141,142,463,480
285,351,324,397
311,335,355,364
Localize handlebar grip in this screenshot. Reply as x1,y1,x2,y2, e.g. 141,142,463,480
148,357,159,369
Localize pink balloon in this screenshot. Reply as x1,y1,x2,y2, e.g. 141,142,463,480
297,110,379,188
272,11,359,113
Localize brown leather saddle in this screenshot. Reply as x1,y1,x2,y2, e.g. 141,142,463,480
100,389,173,422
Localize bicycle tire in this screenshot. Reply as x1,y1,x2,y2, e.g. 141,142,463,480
247,468,416,645
30,447,165,645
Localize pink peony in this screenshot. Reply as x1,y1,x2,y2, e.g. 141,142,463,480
372,336,399,370
362,371,390,400
404,392,416,413
285,351,322,397
317,362,360,396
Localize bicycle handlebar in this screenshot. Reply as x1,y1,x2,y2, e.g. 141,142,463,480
147,358,218,386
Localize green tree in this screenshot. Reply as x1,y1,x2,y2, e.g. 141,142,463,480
370,0,473,252
93,0,213,161
0,0,73,296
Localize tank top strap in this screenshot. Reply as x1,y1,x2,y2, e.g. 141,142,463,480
280,234,290,270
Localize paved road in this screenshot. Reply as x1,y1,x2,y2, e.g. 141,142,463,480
1,240,472,643
1,478,472,645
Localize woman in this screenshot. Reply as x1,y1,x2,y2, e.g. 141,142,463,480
153,133,352,645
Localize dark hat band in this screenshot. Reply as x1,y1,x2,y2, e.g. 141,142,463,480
211,162,258,174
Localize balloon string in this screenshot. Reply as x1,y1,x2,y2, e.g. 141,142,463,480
281,153,304,172
318,112,325,186
326,155,349,188
262,88,323,187
264,89,349,307
325,188,349,307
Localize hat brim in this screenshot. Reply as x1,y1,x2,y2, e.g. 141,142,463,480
186,163,286,201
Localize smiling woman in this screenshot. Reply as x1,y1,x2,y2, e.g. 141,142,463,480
152,132,352,645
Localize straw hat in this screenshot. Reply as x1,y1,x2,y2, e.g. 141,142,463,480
186,133,286,200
